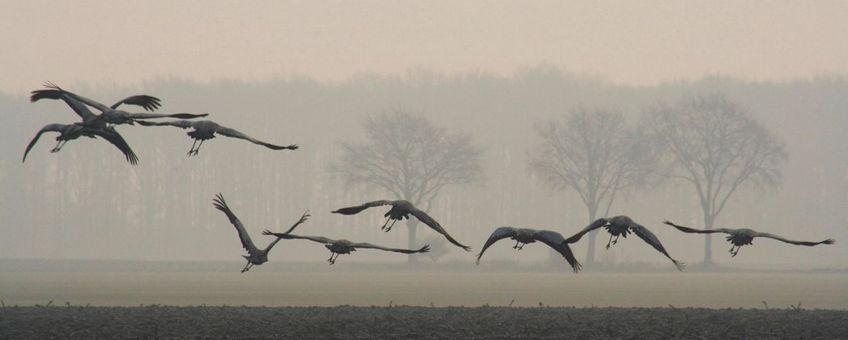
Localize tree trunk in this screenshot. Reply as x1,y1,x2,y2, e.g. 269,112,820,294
703,212,714,265
585,231,598,263
584,204,599,264
407,219,418,264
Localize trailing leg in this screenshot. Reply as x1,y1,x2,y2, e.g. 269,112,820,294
384,219,397,232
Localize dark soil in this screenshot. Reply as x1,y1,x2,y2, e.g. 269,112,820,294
1,305,846,339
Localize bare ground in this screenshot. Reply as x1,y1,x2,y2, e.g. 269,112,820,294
1,305,847,339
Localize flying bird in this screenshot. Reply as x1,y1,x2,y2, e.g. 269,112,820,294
22,123,139,165
30,82,207,127
332,200,471,251
213,193,309,273
664,220,835,257
262,230,430,265
566,216,685,271
137,120,298,156
476,226,587,272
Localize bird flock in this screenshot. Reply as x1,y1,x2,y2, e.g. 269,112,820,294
24,83,836,273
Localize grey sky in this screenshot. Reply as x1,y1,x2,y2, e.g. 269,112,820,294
1,1,846,94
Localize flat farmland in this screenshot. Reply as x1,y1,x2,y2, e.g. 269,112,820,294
2,305,847,339
2,270,848,338
1,271,847,309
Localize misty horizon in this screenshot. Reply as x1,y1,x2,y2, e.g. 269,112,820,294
3,6,848,337
2,69,844,270
3,1,848,94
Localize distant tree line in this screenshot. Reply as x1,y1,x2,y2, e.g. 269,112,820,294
0,70,842,265
529,93,786,264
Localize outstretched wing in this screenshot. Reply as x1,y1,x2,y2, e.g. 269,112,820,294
125,112,209,120
22,124,65,162
213,193,260,256
89,127,139,165
475,227,517,264
40,82,111,113
350,242,430,254
215,125,298,150
136,120,196,129
30,88,97,121
110,95,161,111
262,232,334,245
754,232,836,247
259,211,310,253
409,207,472,252
535,230,582,273
663,221,733,234
564,218,609,243
630,223,685,271
280,211,310,235
331,200,394,215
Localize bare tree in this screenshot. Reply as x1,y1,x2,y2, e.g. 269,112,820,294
643,93,787,264
334,110,483,262
529,107,656,263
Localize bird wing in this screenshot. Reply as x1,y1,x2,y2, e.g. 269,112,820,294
753,232,836,247
212,193,261,256
135,120,196,129
264,232,334,245
30,88,97,121
88,127,139,165
534,230,582,272
214,125,297,150
22,124,65,162
564,218,609,243
663,221,733,234
110,95,161,111
40,82,111,113
409,207,472,251
630,223,685,271
349,242,431,254
259,211,311,253
124,112,209,120
331,200,394,215
280,211,310,235
475,227,517,264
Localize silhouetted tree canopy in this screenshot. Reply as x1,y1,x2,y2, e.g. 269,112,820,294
529,106,658,263
642,93,788,264
334,111,484,259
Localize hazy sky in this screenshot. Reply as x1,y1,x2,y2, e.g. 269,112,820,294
2,0,846,94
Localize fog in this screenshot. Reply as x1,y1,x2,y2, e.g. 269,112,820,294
0,70,845,270
0,2,846,313
3,1,848,93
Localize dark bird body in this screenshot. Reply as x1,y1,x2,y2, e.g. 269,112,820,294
262,231,430,265
664,220,835,257
567,216,685,271
30,82,206,127
332,200,471,251
476,226,587,272
23,123,139,165
137,120,298,156
213,193,309,273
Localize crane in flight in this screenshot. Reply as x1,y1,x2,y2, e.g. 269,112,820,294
475,225,600,273
213,193,309,273
566,216,685,271
137,120,298,156
332,200,471,251
23,123,139,165
263,230,430,265
30,82,207,127
664,220,835,257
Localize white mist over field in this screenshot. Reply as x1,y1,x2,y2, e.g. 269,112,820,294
0,1,846,310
